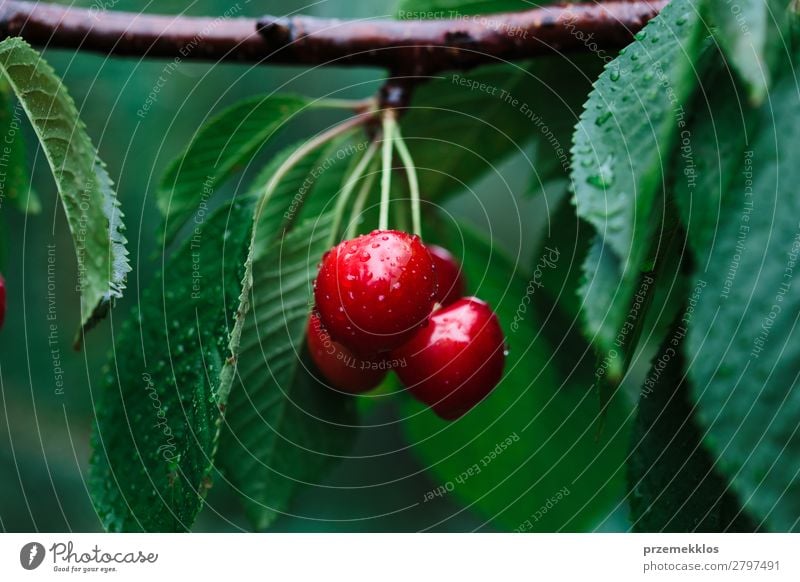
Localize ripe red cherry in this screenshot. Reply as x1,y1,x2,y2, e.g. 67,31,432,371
314,230,437,355
306,312,387,394
428,245,465,306
0,273,5,329
393,297,505,420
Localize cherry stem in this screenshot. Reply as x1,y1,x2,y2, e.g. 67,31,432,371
346,159,379,239
253,113,369,248
379,109,396,231
330,140,379,240
392,125,422,238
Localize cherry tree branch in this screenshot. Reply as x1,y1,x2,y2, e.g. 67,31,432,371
0,0,666,72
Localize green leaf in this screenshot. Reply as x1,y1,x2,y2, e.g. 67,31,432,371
220,215,357,530
578,213,687,384
217,131,364,530
629,336,755,531
706,0,789,104
0,78,39,213
684,64,800,532
672,60,748,262
571,0,706,266
245,135,357,257
571,0,705,380
89,199,252,531
0,37,129,339
158,94,310,245
396,0,594,204
403,219,631,532
402,55,597,202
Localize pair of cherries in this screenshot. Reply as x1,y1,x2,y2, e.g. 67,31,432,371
307,230,505,420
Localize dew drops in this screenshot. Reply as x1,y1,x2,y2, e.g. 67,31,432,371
634,30,646,41
595,111,613,127
587,155,615,189
609,69,620,82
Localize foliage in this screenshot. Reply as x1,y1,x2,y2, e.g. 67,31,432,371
2,0,799,534
0,38,130,341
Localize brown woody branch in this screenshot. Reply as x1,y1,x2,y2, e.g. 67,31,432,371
0,0,666,73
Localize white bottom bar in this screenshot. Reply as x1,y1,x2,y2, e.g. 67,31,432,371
0,534,796,581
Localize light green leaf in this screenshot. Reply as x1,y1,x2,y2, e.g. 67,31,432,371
90,199,252,531
158,94,310,245
684,63,800,532
403,219,630,532
0,37,129,339
571,0,706,266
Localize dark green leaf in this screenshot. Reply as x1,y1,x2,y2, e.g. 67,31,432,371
216,131,366,530
629,336,755,532
402,55,597,202
684,63,800,532
0,37,130,339
403,219,630,531
90,199,252,531
220,216,357,530
158,94,310,245
706,0,789,104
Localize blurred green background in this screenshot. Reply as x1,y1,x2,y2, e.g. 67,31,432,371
0,0,566,532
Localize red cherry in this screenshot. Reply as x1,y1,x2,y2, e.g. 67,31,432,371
314,230,437,355
306,312,387,394
428,245,465,306
392,297,505,420
0,273,5,329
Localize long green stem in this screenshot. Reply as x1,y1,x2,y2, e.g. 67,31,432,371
379,110,396,231
315,97,376,111
346,159,379,239
392,124,422,237
329,141,378,239
255,113,368,229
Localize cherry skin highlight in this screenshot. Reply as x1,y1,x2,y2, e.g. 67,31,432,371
427,244,465,306
392,297,505,420
306,312,387,393
314,229,437,355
